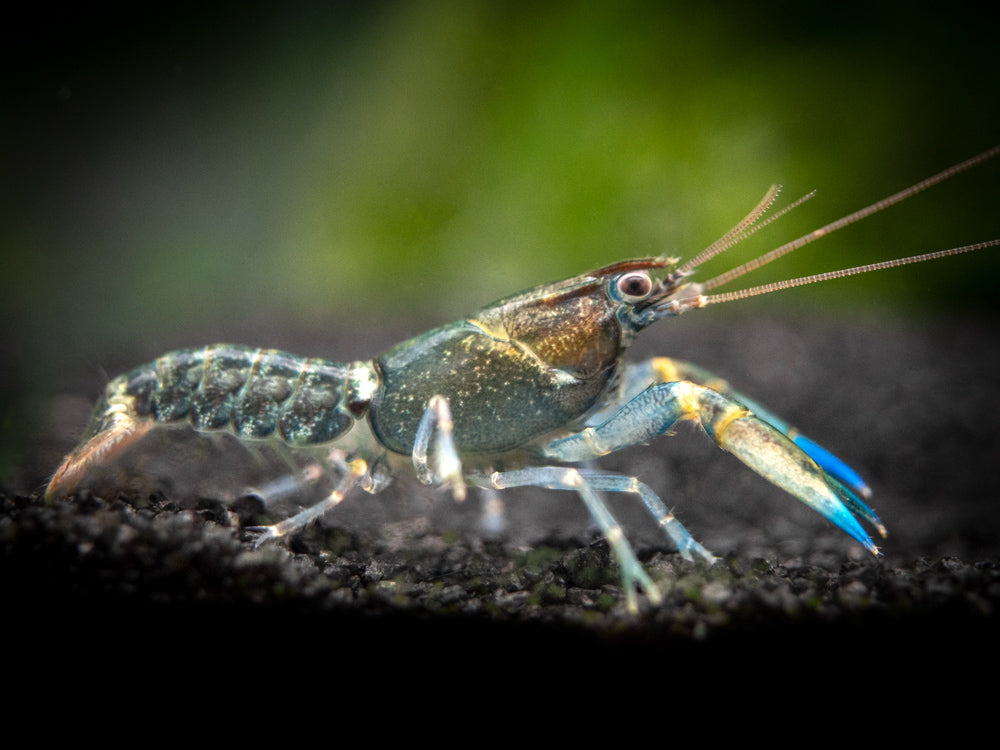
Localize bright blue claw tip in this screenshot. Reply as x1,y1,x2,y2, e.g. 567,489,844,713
825,474,886,538
825,499,876,553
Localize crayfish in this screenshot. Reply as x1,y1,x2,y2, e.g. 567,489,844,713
46,146,999,612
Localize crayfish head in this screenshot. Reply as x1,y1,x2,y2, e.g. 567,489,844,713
609,258,707,336
471,257,698,381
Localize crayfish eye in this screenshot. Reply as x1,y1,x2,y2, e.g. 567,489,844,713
614,271,653,302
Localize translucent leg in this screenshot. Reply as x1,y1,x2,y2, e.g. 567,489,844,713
472,467,663,613
477,485,507,536
578,471,715,564
242,462,326,505
247,458,368,546
412,394,466,501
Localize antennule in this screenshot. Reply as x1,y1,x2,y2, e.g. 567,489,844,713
678,184,783,274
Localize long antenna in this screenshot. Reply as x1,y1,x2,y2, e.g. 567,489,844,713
701,240,999,306
700,144,1000,293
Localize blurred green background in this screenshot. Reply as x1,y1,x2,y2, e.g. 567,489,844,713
3,1,999,481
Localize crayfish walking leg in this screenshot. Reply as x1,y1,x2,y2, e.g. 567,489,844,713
412,394,467,501
471,467,666,613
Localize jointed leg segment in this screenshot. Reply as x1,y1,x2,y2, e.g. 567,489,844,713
412,394,466,501
543,360,884,556
630,357,874,501
250,394,469,544
246,457,368,545
471,467,667,613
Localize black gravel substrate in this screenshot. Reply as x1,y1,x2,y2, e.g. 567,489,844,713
4,314,999,691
